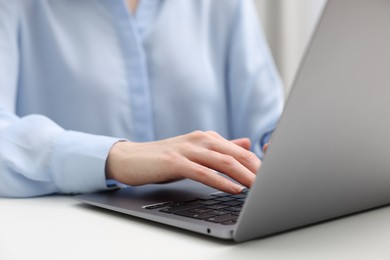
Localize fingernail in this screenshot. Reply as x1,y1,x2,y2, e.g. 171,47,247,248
234,185,244,194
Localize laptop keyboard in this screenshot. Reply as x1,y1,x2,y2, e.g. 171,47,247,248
144,189,249,225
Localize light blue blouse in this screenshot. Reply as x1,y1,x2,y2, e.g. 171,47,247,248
0,0,284,197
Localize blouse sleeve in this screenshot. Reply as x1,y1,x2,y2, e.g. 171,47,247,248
0,2,120,197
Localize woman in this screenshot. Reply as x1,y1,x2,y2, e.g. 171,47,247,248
0,0,284,197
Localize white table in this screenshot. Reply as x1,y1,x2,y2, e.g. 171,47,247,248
1,195,390,260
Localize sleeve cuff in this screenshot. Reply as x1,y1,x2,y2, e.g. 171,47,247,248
260,131,273,149
254,130,274,160
50,131,122,194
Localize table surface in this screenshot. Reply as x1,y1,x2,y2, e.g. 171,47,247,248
1,195,390,260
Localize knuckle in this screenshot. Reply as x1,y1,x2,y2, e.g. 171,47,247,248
188,131,216,148
205,131,220,137
242,151,258,163
239,152,261,172
220,155,236,168
189,130,207,140
192,166,210,180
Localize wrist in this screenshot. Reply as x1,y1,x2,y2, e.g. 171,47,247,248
105,140,128,180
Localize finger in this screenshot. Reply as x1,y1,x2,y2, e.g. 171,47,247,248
263,143,269,153
181,160,244,194
201,132,260,174
189,148,256,188
231,138,251,150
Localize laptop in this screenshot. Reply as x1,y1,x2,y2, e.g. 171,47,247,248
75,0,390,242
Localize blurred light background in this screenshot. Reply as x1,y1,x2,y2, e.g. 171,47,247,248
255,0,327,94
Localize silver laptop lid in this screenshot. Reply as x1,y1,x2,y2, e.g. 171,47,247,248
235,0,390,241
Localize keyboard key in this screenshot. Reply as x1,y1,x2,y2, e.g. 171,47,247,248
205,204,230,210
211,192,232,197
206,214,238,223
190,207,212,214
144,202,171,210
226,206,242,212
196,200,220,206
241,188,249,194
221,201,243,206
145,205,162,210
207,210,231,216
221,220,237,225
159,202,201,213
174,211,215,220
193,194,215,200
169,202,186,207
214,197,236,202
230,194,247,199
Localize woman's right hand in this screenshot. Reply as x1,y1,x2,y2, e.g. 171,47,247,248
105,131,261,194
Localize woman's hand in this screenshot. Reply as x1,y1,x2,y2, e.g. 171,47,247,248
105,131,261,194
263,143,269,153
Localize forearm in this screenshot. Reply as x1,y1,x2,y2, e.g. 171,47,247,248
0,113,120,198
